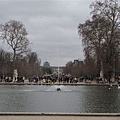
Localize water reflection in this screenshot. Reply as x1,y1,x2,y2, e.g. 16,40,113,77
0,85,119,113
81,86,120,113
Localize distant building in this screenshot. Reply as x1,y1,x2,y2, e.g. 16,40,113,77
73,59,79,66
43,61,65,75
43,61,50,68
73,59,83,67
51,66,65,75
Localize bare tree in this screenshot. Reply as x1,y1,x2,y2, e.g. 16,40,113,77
27,52,42,76
0,49,13,78
63,61,73,75
1,20,30,69
78,0,120,82
78,15,109,80
90,0,120,82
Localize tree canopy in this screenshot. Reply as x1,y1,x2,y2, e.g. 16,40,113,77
1,20,30,69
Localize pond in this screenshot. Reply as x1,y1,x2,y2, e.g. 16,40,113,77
0,85,120,113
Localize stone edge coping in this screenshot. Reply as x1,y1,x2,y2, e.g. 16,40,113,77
0,112,120,116
0,83,118,86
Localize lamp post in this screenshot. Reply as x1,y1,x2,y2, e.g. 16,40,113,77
57,44,59,82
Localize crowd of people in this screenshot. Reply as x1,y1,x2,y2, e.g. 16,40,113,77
28,75,94,84
28,75,120,85
0,76,25,83
0,74,120,84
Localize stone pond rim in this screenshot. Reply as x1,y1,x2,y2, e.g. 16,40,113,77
0,112,120,116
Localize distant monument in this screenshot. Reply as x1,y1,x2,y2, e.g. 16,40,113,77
43,61,50,68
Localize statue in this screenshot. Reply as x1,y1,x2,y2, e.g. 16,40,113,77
13,69,18,82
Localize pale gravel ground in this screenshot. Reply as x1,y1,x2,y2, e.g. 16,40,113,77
0,116,120,120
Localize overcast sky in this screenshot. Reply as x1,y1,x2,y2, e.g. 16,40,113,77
0,0,96,66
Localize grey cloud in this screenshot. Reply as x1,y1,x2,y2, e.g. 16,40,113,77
0,0,95,66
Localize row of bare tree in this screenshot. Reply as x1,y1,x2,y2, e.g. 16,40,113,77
64,0,120,82
0,49,43,78
63,56,119,79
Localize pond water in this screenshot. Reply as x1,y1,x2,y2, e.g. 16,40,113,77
0,85,120,113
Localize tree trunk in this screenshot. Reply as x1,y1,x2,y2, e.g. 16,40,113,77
13,49,16,69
